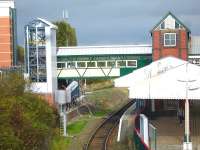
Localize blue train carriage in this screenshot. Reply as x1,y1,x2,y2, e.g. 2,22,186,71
56,45,152,80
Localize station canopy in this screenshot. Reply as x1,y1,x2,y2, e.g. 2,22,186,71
114,57,200,100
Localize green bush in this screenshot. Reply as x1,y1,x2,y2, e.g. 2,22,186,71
0,72,57,150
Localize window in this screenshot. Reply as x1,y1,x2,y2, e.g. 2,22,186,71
117,61,126,67
164,33,176,47
57,63,65,68
67,62,75,68
97,61,106,67
127,60,137,67
107,61,116,67
77,62,86,68
87,62,96,68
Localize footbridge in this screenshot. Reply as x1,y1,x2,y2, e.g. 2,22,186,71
57,45,152,79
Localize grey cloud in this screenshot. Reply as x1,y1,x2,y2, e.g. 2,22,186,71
15,0,200,46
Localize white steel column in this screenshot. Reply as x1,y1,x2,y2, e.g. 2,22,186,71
183,63,192,150
185,99,190,142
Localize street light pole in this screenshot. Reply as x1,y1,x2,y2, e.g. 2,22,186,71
185,70,190,144
177,63,194,150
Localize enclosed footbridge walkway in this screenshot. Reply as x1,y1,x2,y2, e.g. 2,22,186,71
57,45,152,79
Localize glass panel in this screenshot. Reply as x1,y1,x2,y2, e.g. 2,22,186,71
171,39,176,45
171,34,176,40
97,61,106,67
57,63,65,68
67,62,75,68
87,62,96,67
38,57,46,65
28,28,37,46
38,69,46,76
37,29,46,46
38,49,46,56
164,33,176,46
107,61,116,67
117,61,126,67
165,34,170,39
29,57,37,65
165,40,170,46
29,49,36,57
127,61,137,67
77,62,86,68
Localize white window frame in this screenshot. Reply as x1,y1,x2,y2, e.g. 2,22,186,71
97,61,106,68
106,61,116,68
67,61,76,68
57,62,65,69
117,60,126,68
126,60,137,68
87,61,96,68
164,33,176,47
76,61,86,68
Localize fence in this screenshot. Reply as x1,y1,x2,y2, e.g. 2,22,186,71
117,102,137,142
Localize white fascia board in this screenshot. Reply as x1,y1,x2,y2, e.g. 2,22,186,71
37,18,58,29
0,1,15,8
0,7,10,17
57,45,152,56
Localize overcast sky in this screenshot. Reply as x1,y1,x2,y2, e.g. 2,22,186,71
15,0,200,46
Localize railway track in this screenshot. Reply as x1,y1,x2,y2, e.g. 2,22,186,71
85,100,135,150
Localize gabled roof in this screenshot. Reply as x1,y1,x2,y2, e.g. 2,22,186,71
37,18,58,29
26,18,58,29
150,11,190,33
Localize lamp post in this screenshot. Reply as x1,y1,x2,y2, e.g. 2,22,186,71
177,79,195,150
177,63,197,150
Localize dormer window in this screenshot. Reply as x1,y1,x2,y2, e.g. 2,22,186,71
164,33,176,47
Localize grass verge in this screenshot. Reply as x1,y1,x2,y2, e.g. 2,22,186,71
67,120,88,135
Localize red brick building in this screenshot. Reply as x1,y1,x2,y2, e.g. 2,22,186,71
151,12,191,61
0,0,17,67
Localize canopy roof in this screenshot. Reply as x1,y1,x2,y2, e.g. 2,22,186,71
114,57,200,100
114,57,187,88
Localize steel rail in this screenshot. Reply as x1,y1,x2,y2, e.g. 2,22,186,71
85,100,134,150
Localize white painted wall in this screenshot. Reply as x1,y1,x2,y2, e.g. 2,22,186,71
44,26,57,93
165,15,175,29
50,28,58,94
0,7,10,17
30,82,49,93
0,0,15,8
58,68,120,78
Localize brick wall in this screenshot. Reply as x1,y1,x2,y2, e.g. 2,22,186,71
152,30,189,61
0,17,13,67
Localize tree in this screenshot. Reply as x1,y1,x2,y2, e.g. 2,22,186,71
0,72,57,150
17,45,24,64
53,21,77,47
